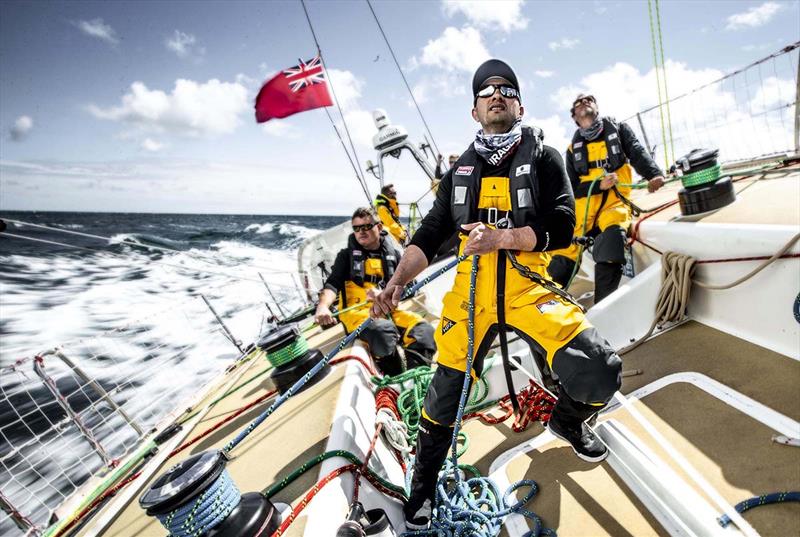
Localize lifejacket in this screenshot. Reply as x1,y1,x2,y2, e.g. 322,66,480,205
450,125,544,228
341,232,398,308
570,117,628,198
374,194,401,224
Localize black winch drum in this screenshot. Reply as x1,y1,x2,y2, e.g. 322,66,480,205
257,323,331,394
678,176,736,216
675,147,719,174
139,450,280,536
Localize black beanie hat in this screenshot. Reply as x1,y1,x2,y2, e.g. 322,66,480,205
472,59,520,100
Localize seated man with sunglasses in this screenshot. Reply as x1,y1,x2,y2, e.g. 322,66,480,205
314,207,435,376
547,93,665,303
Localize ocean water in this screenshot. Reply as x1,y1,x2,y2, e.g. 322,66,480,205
0,211,346,534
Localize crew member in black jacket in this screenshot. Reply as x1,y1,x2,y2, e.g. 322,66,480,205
548,94,664,302
371,61,621,530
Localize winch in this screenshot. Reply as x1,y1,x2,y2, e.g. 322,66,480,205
139,450,279,537
257,323,330,394
674,148,736,216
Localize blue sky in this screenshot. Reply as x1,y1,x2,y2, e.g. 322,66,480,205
1,0,797,214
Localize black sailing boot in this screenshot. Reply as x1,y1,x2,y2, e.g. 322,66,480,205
547,391,608,463
403,417,452,530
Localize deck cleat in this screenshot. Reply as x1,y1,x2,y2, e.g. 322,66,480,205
139,450,279,537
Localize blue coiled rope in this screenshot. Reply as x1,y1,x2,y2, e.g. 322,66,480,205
405,255,555,537
157,469,241,537
718,491,800,527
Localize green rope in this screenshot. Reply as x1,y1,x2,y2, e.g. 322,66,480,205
654,0,675,165
647,0,670,172
266,336,308,367
566,177,601,289
42,440,157,537
262,449,407,499
372,356,498,445
681,164,721,188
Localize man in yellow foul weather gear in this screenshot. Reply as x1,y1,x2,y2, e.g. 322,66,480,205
372,60,622,530
547,93,665,302
374,183,408,245
314,207,434,376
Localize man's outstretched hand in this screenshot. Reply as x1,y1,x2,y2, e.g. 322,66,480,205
370,282,403,318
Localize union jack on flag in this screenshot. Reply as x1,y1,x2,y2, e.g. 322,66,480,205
283,56,327,92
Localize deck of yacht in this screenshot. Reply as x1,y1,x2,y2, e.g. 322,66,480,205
76,163,799,537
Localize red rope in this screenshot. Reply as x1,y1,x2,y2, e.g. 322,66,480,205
51,470,143,537
270,463,405,537
352,423,383,503
463,381,555,432
170,389,278,457
330,354,378,376
374,387,407,472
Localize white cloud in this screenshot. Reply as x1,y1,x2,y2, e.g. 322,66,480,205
442,0,528,33
9,115,33,141
414,26,491,73
87,79,249,138
165,30,205,61
261,120,300,139
750,76,794,114
525,115,570,155
548,37,580,51
73,18,119,45
534,70,555,78
327,69,364,111
725,2,782,30
141,138,164,152
593,1,608,15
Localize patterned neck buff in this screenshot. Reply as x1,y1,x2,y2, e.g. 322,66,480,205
474,118,523,165
578,117,604,141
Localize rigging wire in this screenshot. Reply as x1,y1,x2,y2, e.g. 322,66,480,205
365,0,442,157
646,0,671,171
653,0,675,166
300,0,372,203
323,106,373,203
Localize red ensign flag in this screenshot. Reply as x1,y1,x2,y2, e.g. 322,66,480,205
255,56,333,122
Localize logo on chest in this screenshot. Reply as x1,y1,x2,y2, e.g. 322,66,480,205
455,166,474,176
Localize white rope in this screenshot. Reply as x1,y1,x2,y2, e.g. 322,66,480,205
375,407,412,456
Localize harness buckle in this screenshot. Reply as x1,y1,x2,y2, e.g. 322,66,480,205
486,207,498,225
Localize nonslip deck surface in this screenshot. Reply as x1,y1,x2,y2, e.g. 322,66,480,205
459,322,800,536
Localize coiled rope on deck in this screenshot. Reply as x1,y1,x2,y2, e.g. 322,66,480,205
157,468,241,537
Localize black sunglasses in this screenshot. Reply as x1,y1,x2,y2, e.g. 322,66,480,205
352,222,376,232
572,95,596,109
476,84,519,100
